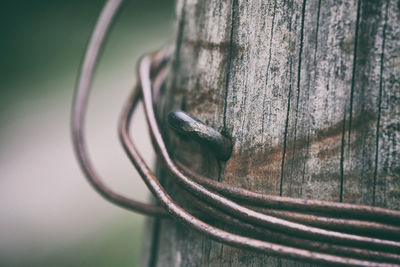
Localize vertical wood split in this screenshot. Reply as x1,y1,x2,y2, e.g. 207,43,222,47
141,0,400,266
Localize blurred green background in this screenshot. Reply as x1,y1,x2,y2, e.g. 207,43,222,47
0,0,174,266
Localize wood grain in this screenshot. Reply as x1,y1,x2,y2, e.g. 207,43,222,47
141,0,400,266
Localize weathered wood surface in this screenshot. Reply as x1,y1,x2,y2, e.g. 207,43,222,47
141,0,400,266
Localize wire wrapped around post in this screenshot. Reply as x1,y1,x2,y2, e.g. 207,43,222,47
72,0,400,266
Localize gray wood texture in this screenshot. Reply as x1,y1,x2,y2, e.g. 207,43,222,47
141,0,400,266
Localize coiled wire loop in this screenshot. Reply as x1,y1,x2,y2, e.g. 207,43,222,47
72,1,400,265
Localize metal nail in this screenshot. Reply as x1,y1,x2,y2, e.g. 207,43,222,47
168,110,232,161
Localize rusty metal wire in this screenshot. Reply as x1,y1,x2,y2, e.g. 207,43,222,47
119,54,400,266
72,0,400,266
71,0,165,217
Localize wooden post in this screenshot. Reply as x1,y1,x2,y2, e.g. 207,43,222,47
142,0,399,266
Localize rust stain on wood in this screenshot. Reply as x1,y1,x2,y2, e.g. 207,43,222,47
223,112,376,192
183,38,244,57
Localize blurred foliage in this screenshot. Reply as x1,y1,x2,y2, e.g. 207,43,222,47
0,0,174,116
9,219,145,267
0,0,174,266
